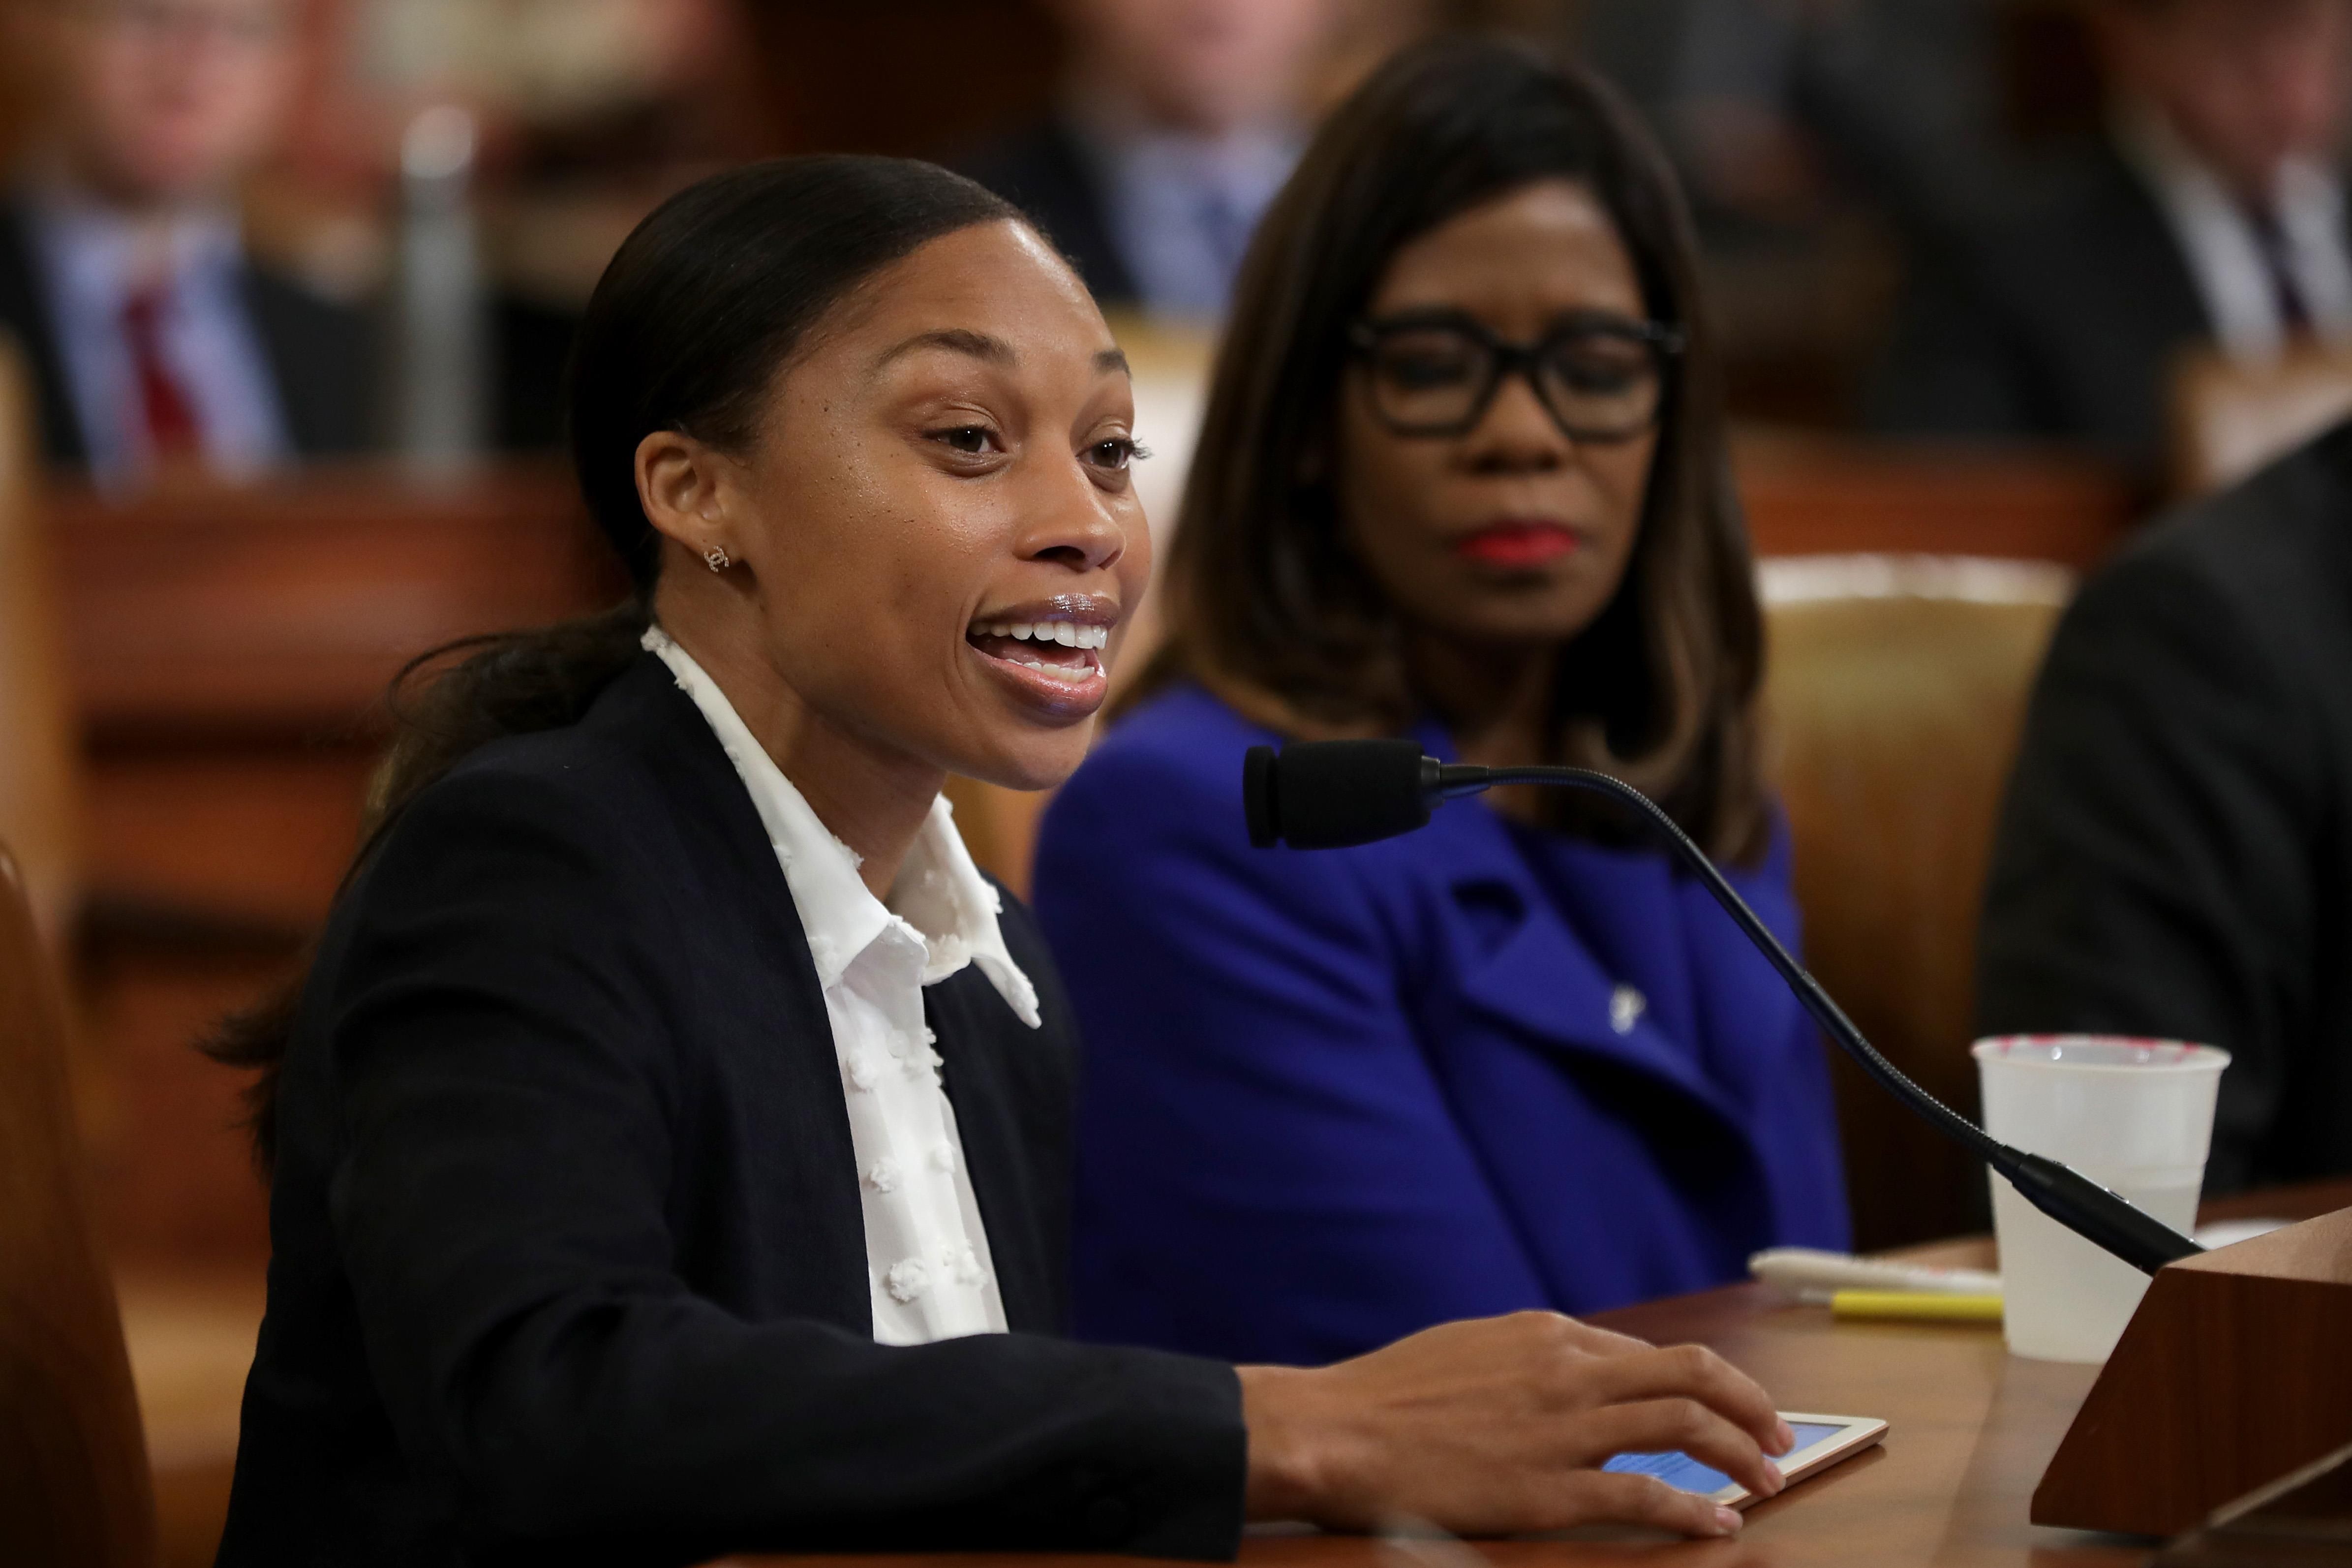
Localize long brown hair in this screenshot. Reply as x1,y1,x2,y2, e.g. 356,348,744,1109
208,156,1020,1167
1129,35,1769,862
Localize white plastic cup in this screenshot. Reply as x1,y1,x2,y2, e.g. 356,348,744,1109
1972,1035,2230,1363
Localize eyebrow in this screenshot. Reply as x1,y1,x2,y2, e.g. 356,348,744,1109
876,328,1012,369
871,330,1133,377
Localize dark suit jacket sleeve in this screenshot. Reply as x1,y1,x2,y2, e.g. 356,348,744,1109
1867,246,2049,440
0,204,90,464
244,267,377,457
954,123,1139,309
1976,550,2324,1191
324,767,1245,1560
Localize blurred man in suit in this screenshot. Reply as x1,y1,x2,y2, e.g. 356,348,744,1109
0,0,373,484
1978,419,2352,1193
957,0,1340,319
1607,0,2015,250
1872,0,2352,475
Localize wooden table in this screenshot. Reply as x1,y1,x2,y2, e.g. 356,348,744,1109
737,1181,2352,1568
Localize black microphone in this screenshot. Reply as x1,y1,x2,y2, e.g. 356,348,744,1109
1242,739,2203,1277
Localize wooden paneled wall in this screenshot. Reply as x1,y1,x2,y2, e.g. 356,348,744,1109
56,463,624,1266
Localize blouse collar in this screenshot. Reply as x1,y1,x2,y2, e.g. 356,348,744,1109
643,627,1041,1028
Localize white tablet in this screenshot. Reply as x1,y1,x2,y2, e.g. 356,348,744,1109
1600,1411,1888,1509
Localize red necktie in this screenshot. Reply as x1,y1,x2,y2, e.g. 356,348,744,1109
122,285,202,461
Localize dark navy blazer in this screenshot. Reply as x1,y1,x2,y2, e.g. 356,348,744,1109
218,656,1243,1567
1035,685,1850,1366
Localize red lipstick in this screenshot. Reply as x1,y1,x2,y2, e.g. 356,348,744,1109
1455,521,1580,568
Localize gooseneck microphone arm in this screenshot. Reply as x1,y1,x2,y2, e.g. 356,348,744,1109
1456,763,2006,1166
1243,740,2203,1276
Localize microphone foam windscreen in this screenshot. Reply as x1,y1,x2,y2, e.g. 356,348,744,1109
1264,739,1432,849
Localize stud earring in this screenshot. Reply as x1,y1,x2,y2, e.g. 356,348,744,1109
703,546,732,573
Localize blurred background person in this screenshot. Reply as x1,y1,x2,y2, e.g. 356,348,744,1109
1639,0,2014,248
1564,0,2016,427
352,0,763,452
0,0,375,483
1034,38,1848,1369
1872,0,2352,475
1977,418,2352,1196
957,0,1345,321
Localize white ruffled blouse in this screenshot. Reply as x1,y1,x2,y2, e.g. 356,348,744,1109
644,627,1039,1345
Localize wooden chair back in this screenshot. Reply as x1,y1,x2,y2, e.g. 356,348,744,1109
1760,555,2071,1251
0,839,156,1566
1734,428,2137,569
0,332,80,948
2169,340,2352,499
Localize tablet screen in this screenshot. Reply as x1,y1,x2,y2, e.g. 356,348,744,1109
1601,1421,1847,1496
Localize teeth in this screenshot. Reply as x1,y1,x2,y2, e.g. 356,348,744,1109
972,620,1110,649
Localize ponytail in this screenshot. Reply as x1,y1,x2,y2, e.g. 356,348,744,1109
208,156,1021,1167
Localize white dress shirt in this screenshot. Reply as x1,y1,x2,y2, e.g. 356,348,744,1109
2116,105,2352,363
27,186,292,485
644,627,1040,1346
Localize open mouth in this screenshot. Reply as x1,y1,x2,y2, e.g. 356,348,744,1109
965,618,1108,684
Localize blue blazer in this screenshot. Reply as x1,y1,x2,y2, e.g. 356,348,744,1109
1035,684,1849,1366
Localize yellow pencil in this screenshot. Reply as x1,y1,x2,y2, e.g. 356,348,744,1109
1830,1291,2004,1322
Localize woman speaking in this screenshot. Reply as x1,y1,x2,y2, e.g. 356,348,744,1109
211,156,1792,1562
1035,39,1850,1367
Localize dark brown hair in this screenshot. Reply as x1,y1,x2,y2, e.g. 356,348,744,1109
209,156,1019,1166
1129,35,1769,862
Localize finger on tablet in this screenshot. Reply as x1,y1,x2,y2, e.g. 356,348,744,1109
1587,1343,1782,1447
1580,1396,1783,1499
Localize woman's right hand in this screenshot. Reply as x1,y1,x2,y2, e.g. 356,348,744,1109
1237,1311,1794,1540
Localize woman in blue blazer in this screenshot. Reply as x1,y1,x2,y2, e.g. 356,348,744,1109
1036,39,1851,1368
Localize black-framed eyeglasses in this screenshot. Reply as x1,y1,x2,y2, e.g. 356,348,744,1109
1347,310,1684,443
